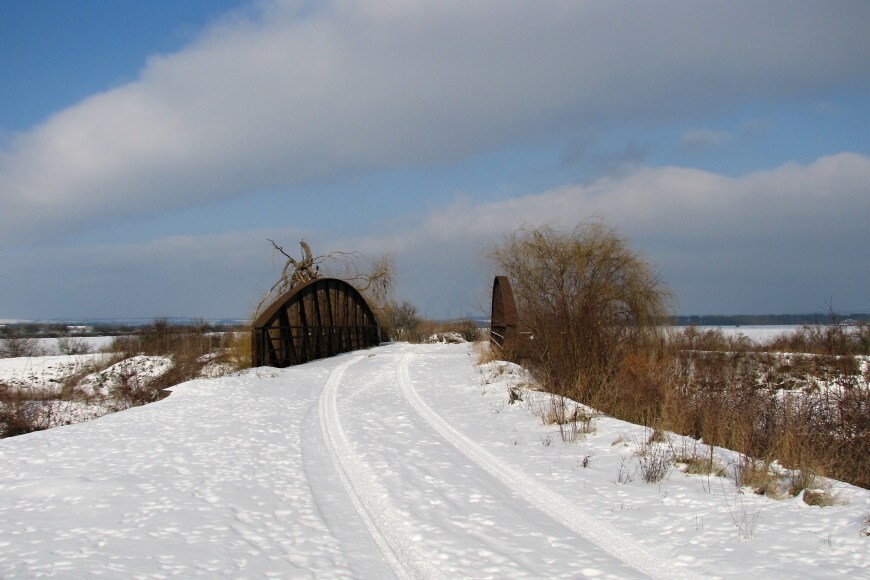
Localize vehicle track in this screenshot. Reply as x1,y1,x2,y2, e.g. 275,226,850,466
396,352,699,580
318,354,441,580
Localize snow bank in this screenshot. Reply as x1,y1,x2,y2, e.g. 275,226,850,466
0,343,866,578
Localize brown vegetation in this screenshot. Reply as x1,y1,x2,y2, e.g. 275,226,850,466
488,222,670,406
1,320,249,438
489,222,869,489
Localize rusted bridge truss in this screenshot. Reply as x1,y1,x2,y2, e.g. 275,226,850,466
490,275,519,355
252,277,381,368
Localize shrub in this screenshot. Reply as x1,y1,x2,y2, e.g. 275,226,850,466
767,323,870,356
801,488,837,507
0,386,54,437
382,300,422,342
635,440,673,484
56,336,92,355
659,344,870,489
488,222,671,405
100,319,241,404
485,225,868,488
0,336,43,358
539,395,596,442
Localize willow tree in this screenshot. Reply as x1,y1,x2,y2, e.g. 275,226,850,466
489,223,671,403
256,239,394,319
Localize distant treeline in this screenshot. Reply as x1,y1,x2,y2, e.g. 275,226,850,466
3,314,867,338
672,313,869,326
0,318,245,338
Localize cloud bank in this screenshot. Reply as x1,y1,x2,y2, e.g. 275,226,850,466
362,152,870,316
2,0,868,242
3,152,865,318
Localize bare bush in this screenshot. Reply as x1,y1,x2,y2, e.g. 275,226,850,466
383,300,422,342
0,386,55,437
0,337,43,358
489,222,671,406
615,457,635,484
56,336,92,355
635,438,674,483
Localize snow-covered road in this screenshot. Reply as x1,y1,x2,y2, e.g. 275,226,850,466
1,343,867,578
318,349,679,579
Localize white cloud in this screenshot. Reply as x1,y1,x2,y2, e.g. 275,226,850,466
369,152,870,315
2,152,867,318
2,0,869,242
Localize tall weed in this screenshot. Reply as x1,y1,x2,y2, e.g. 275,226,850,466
530,324,869,488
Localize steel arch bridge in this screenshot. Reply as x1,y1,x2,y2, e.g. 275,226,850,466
251,277,381,368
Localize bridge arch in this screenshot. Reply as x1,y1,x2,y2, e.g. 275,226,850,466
251,278,381,368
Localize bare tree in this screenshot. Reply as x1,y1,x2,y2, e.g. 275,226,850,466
489,223,671,402
256,239,394,317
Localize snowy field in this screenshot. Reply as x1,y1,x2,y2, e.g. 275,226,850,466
692,325,800,343
0,342,866,578
33,335,117,356
0,353,112,397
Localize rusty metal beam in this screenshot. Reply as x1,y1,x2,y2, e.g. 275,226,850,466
490,275,520,356
251,277,381,368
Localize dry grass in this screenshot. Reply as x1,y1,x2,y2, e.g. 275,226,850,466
659,345,868,489
801,488,837,507
0,388,49,437
522,393,596,443
678,454,724,477
222,329,253,371
510,322,868,489
473,340,499,365
734,457,781,496
1,320,249,438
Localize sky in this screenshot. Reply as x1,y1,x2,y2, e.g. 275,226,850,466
1,0,868,321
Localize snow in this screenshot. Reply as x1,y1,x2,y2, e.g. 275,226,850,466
694,325,800,343
0,343,867,578
75,354,173,398
0,353,112,397
34,335,117,355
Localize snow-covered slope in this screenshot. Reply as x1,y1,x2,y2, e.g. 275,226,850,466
0,343,866,578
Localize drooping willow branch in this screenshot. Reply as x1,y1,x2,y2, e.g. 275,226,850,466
255,239,394,317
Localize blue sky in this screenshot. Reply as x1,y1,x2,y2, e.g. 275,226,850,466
1,0,868,321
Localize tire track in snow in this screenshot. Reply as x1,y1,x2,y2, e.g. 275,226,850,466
396,352,699,580
319,354,440,580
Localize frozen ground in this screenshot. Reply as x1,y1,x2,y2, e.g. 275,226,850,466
33,336,118,356
0,353,112,397
694,325,799,343
0,343,867,578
